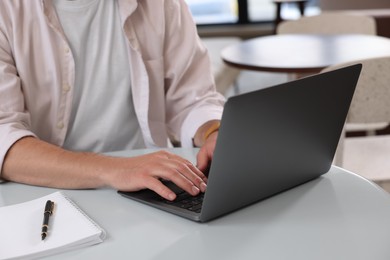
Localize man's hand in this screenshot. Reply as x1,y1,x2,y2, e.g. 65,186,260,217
103,150,208,201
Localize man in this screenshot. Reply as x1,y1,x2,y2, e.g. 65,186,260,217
0,0,225,201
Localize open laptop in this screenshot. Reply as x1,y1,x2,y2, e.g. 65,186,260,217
118,64,362,222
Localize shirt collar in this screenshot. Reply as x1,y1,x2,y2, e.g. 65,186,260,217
41,0,65,35
41,0,138,34
117,0,138,25
41,0,138,21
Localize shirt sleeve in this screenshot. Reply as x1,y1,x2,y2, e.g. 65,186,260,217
0,24,36,177
163,0,225,147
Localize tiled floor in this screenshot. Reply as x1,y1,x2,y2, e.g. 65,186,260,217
223,70,390,193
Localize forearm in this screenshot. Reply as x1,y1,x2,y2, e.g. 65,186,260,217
2,137,109,189
1,137,207,201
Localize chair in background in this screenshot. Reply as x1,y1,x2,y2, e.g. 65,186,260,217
322,56,390,191
276,12,377,35
201,37,242,96
276,12,377,79
276,12,383,134
317,0,390,38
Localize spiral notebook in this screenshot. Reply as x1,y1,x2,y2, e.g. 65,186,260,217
0,191,106,260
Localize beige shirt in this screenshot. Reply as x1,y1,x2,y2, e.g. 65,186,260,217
0,0,225,173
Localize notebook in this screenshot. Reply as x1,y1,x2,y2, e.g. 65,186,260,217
0,191,106,259
118,64,362,222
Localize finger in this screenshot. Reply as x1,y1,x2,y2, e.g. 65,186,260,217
170,158,208,192
166,169,202,196
161,152,207,190
186,160,208,183
167,153,205,176
151,160,201,196
145,177,177,201
196,147,210,173
141,153,202,196
173,156,208,183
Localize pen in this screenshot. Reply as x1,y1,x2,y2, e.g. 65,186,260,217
41,200,54,240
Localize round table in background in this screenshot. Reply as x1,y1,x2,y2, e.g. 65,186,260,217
221,34,390,74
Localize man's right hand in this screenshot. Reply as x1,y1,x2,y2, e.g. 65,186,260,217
103,150,207,200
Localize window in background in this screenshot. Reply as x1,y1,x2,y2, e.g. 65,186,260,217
248,0,275,22
249,0,320,22
186,0,238,25
186,0,320,25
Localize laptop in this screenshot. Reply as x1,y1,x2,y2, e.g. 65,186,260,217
118,64,362,222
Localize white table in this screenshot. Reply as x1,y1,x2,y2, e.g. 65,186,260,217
1,148,390,260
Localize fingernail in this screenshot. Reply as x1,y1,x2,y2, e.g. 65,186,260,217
192,186,200,195
201,182,207,192
200,182,207,192
168,193,176,201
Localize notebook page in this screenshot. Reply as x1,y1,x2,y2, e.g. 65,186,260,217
0,191,106,260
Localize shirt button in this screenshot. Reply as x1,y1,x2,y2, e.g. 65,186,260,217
57,122,64,129
64,46,70,54
63,84,71,92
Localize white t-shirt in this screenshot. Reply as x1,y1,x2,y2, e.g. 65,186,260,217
53,0,145,152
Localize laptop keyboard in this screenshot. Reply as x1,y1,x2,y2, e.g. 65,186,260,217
160,181,204,213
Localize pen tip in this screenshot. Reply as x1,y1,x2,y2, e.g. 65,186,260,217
41,233,46,240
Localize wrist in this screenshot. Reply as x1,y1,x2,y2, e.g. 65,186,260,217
193,120,220,147
203,121,220,142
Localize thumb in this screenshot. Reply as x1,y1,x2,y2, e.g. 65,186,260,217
196,148,209,173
